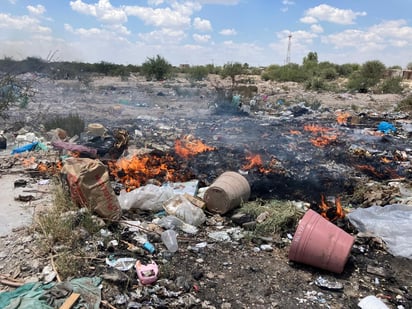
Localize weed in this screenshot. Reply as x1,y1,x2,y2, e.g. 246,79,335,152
239,199,302,236
396,95,412,112
35,179,105,279
43,113,85,137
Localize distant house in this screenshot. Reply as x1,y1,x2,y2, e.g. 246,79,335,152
384,69,412,80
402,70,412,80
179,64,190,69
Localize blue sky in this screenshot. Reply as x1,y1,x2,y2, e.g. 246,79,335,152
1,0,412,68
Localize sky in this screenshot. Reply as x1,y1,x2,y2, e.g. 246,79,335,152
1,0,412,68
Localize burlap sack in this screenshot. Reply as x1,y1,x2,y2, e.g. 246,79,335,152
61,157,122,220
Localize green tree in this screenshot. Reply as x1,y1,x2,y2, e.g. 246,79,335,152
337,63,359,77
0,74,33,119
141,55,172,81
347,60,386,92
380,77,404,94
220,62,244,86
188,65,209,81
407,62,412,70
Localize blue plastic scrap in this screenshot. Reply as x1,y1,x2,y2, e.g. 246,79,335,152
377,121,396,134
11,142,39,154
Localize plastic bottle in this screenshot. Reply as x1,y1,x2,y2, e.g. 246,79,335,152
134,234,155,254
161,229,178,253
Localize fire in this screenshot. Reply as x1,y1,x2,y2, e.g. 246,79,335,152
355,164,383,178
21,156,62,175
174,135,216,159
289,130,301,135
22,157,36,168
304,124,338,147
319,195,345,221
303,124,331,134
108,153,192,191
310,134,337,147
241,153,280,174
336,111,350,125
242,153,263,170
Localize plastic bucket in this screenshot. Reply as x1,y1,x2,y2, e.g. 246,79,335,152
288,209,355,273
204,171,250,214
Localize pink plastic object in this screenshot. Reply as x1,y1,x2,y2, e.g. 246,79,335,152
288,209,355,273
135,260,159,285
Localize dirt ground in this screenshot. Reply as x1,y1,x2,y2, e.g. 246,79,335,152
0,75,412,309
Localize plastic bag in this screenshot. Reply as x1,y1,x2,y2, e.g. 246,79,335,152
347,204,412,259
117,184,174,211
163,195,206,226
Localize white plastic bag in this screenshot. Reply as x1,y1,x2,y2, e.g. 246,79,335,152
347,204,412,259
163,195,206,227
117,184,174,211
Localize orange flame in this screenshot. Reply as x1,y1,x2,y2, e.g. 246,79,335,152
108,153,193,191
241,153,279,174
289,130,301,135
303,124,331,134
310,134,337,147
319,195,345,221
22,157,36,167
336,111,350,125
242,154,263,170
304,124,338,147
174,135,216,159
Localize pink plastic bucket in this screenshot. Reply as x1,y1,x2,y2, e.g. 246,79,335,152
288,209,355,273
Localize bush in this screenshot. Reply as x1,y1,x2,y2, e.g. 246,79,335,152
188,66,209,81
141,55,172,81
346,60,386,93
0,74,33,119
396,95,412,112
43,113,85,137
379,77,404,94
305,77,327,91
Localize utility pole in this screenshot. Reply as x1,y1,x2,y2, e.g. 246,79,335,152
285,33,292,65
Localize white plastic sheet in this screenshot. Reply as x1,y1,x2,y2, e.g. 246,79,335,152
347,204,412,259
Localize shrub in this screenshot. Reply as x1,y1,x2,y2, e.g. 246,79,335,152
188,65,209,81
379,77,404,94
43,113,85,137
0,74,33,119
396,95,412,112
141,55,172,81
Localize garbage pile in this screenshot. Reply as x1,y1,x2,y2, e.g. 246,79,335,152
1,110,412,307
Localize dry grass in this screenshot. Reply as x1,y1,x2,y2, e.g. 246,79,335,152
240,199,303,236
35,177,105,279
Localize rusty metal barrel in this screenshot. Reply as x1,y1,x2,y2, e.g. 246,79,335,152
204,171,251,214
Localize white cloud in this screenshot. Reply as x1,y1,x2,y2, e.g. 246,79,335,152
70,0,127,24
197,0,239,4
124,6,192,29
64,22,130,38
219,28,237,36
322,29,385,51
323,19,412,51
310,24,323,34
138,28,186,44
27,5,46,16
300,4,366,25
281,0,295,12
0,13,51,34
147,0,164,5
193,33,211,43
193,17,212,32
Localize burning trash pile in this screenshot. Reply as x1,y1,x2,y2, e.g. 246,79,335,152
1,105,412,308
